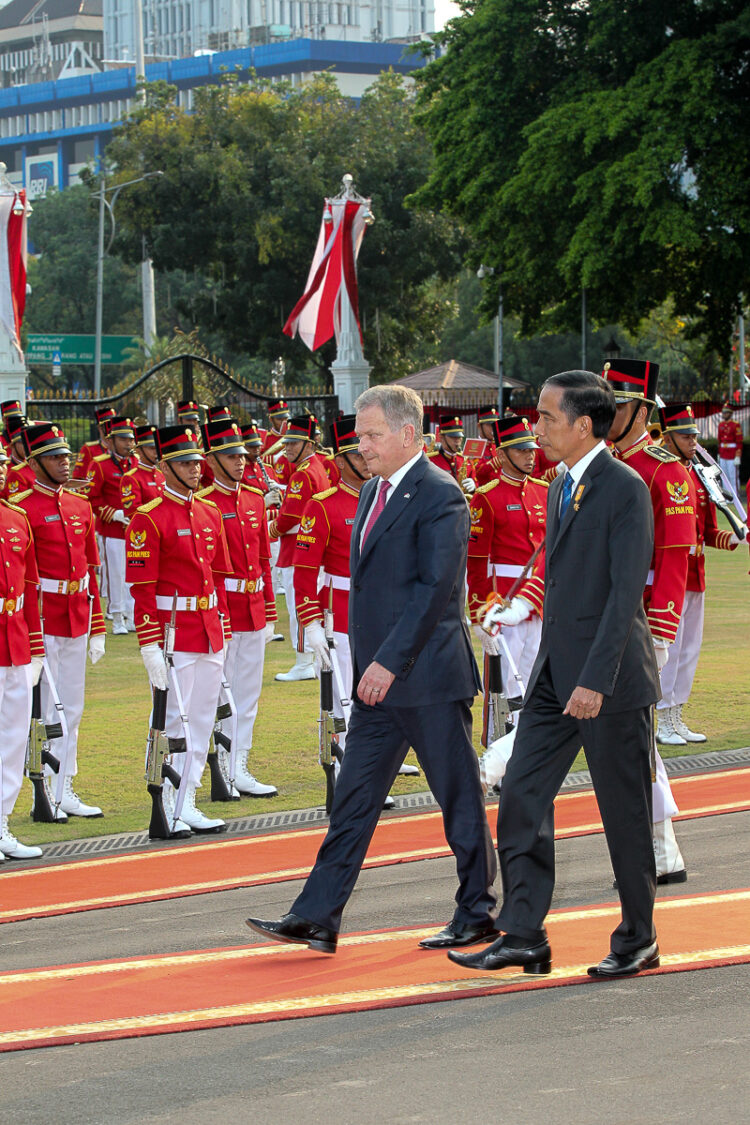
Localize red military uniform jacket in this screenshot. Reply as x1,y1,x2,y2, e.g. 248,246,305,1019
718,419,743,460
125,488,232,654
85,452,137,539
14,481,106,640
72,439,107,481
293,480,360,633
196,480,276,633
467,471,547,623
473,442,501,486
615,435,696,642
269,454,331,567
120,461,165,518
685,466,738,593
427,445,475,487
2,459,35,501
0,499,44,665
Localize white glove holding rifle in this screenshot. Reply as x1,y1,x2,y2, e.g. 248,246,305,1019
305,621,332,670
141,643,169,690
472,624,499,655
264,488,282,509
483,596,533,633
461,477,476,495
30,655,44,686
88,633,106,665
111,509,129,526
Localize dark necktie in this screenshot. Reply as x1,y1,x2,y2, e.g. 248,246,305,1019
361,479,391,546
559,471,574,518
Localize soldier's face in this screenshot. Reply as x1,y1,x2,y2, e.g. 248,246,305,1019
284,439,308,464
112,434,135,458
666,432,698,462
140,443,157,465
212,451,245,483
500,447,536,477
162,458,201,493
442,432,463,454
479,422,494,441
38,453,70,485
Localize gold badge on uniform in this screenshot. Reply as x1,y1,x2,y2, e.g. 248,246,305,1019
129,528,147,549
300,515,315,533
666,480,689,504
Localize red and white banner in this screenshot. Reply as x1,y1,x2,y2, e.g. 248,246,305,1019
283,198,369,352
0,190,29,359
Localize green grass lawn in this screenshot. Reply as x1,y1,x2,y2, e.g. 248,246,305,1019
12,536,750,844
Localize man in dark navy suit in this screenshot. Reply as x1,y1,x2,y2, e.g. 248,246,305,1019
450,370,662,979
246,384,498,954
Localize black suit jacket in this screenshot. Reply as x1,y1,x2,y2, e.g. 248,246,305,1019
349,454,481,707
526,446,660,714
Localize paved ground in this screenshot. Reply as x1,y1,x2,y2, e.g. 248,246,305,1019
1,804,748,1124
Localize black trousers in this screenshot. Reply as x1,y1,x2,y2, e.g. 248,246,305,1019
292,697,498,932
496,661,656,955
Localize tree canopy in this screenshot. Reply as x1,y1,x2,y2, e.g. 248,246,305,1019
413,0,750,358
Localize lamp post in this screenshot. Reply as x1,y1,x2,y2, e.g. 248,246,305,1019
93,169,162,395
477,264,504,416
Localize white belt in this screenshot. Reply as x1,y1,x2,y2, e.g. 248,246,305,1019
40,574,90,596
321,572,351,591
0,593,23,614
488,563,524,578
645,570,654,586
224,576,264,594
156,592,218,612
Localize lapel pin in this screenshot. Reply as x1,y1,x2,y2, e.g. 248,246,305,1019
573,484,585,511
404,492,411,498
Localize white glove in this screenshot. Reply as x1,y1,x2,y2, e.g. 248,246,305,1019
472,623,499,655
461,477,476,495
141,642,169,690
735,456,741,466
264,489,282,509
263,622,277,642
30,655,44,686
88,633,106,665
729,532,743,546
479,727,517,793
305,621,331,669
112,509,129,525
653,637,670,671
483,596,533,632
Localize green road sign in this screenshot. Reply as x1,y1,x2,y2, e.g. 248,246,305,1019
25,334,137,365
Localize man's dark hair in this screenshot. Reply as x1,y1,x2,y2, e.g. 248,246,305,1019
544,370,616,439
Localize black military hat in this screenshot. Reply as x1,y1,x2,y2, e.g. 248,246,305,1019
241,422,263,447
439,414,464,436
601,358,660,404
134,423,157,446
267,398,291,420
5,413,27,442
658,403,699,435
478,404,501,425
488,415,539,450
104,415,135,439
94,405,116,424
283,414,318,442
21,421,71,458
176,400,202,422
1,398,24,421
329,414,359,454
202,418,247,454
206,404,232,422
155,425,203,462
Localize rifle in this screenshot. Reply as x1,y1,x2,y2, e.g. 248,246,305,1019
318,664,340,815
26,681,65,823
162,594,198,831
145,685,189,839
481,632,526,747
691,456,747,541
207,683,240,802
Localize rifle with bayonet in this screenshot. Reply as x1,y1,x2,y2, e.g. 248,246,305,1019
26,681,64,822
207,681,240,802
145,684,189,839
691,456,748,541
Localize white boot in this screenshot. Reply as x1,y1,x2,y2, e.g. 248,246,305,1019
179,784,226,833
125,617,137,633
162,779,192,836
672,704,706,743
59,777,103,817
275,652,316,682
265,631,285,643
0,816,42,859
234,752,278,797
398,762,420,776
479,727,517,795
653,818,687,884
655,706,686,746
383,794,395,810
31,777,68,821
112,612,129,636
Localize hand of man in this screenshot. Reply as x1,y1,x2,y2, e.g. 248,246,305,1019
30,655,44,686
472,623,499,655
563,686,603,720
112,509,129,525
263,622,277,643
735,455,742,467
264,489,282,509
141,643,169,691
653,637,670,671
88,634,106,665
482,596,532,632
461,477,476,495
357,661,395,705
305,621,331,670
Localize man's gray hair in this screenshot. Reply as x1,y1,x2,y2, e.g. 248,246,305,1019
354,384,423,441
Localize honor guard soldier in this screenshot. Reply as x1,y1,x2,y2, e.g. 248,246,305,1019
428,415,476,495
85,416,137,635
72,406,116,480
126,424,233,834
270,414,331,681
655,404,740,744
242,423,285,640
0,443,46,860
472,404,503,485
262,399,293,487
0,399,24,456
15,423,106,818
717,402,743,492
467,416,546,734
120,425,165,517
2,413,35,500
604,358,695,882
198,418,278,797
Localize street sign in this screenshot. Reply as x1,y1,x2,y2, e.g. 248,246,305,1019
51,348,62,378
25,334,137,366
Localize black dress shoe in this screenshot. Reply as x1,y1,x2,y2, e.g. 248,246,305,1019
447,934,552,974
613,870,687,889
587,941,659,978
418,919,499,950
245,912,337,954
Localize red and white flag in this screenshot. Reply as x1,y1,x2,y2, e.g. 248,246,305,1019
0,190,29,359
284,198,369,351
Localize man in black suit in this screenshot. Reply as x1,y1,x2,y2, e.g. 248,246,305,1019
451,370,661,979
246,384,497,954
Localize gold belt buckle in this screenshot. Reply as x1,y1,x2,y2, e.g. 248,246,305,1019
5,597,16,614
248,579,256,593
69,579,79,594
197,595,209,611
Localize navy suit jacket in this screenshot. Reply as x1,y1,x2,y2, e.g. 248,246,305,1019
526,446,660,713
349,454,481,707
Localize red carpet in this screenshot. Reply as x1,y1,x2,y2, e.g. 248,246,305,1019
1,767,747,925
0,888,747,1052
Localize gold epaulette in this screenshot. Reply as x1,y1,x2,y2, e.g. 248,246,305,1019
137,497,162,514
196,495,219,510
476,479,500,495
528,476,550,488
644,445,679,463
194,486,215,499
2,499,26,514
312,486,337,501
93,452,109,462
10,488,32,502
426,448,439,459
241,483,264,497
123,465,139,477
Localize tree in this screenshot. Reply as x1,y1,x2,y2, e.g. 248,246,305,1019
412,0,750,364
104,71,467,384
